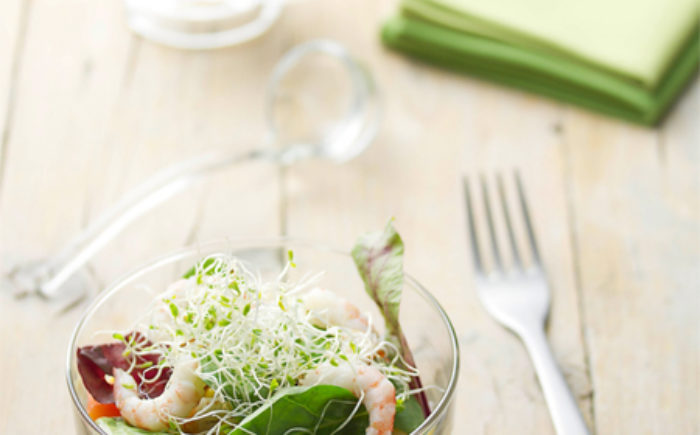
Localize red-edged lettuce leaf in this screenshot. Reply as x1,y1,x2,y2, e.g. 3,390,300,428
77,333,171,404
77,342,125,403
351,221,431,418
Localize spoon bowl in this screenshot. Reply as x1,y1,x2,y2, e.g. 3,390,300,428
266,40,380,164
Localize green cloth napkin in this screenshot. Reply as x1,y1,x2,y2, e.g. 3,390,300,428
382,0,699,125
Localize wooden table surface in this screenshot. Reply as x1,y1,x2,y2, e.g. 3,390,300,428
0,0,698,433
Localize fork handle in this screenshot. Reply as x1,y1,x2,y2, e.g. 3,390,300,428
521,329,590,435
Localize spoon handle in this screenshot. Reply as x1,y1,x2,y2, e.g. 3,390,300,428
10,148,266,299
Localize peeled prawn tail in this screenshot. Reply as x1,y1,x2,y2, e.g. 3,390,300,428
301,362,396,435
301,288,371,332
113,360,206,432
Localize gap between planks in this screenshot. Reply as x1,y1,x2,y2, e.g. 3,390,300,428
79,35,141,232
560,120,597,433
0,0,33,204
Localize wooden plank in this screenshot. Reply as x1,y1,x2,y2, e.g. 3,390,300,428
657,80,700,435
0,0,134,432
0,0,132,257
84,32,286,282
0,0,23,185
281,0,592,433
0,3,29,433
453,89,595,434
562,80,699,434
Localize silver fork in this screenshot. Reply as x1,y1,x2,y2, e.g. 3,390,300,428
463,173,589,435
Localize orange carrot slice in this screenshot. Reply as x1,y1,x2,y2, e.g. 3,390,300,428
86,394,121,421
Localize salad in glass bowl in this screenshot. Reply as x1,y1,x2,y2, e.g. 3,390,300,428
67,223,458,434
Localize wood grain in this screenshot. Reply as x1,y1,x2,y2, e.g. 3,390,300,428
0,0,24,190
562,81,699,434
0,0,697,433
0,0,135,432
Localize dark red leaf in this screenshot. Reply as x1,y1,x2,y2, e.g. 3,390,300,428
77,344,122,403
76,332,171,404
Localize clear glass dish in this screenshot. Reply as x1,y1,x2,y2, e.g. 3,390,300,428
123,0,284,49
66,239,459,434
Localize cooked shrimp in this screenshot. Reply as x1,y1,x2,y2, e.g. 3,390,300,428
302,288,370,331
113,360,206,431
301,361,396,435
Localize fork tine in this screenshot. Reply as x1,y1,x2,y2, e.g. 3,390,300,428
480,174,503,270
497,173,522,268
515,171,541,265
462,177,484,274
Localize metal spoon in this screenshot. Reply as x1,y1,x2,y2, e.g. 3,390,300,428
7,39,380,301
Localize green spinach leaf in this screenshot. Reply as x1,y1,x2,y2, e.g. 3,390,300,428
96,417,170,434
395,395,425,433
228,385,368,435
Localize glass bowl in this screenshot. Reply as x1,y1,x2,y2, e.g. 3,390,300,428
66,238,459,434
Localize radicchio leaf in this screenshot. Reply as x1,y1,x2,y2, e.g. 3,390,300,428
76,332,171,404
351,220,431,418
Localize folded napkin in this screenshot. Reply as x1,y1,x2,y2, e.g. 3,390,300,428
382,0,699,125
